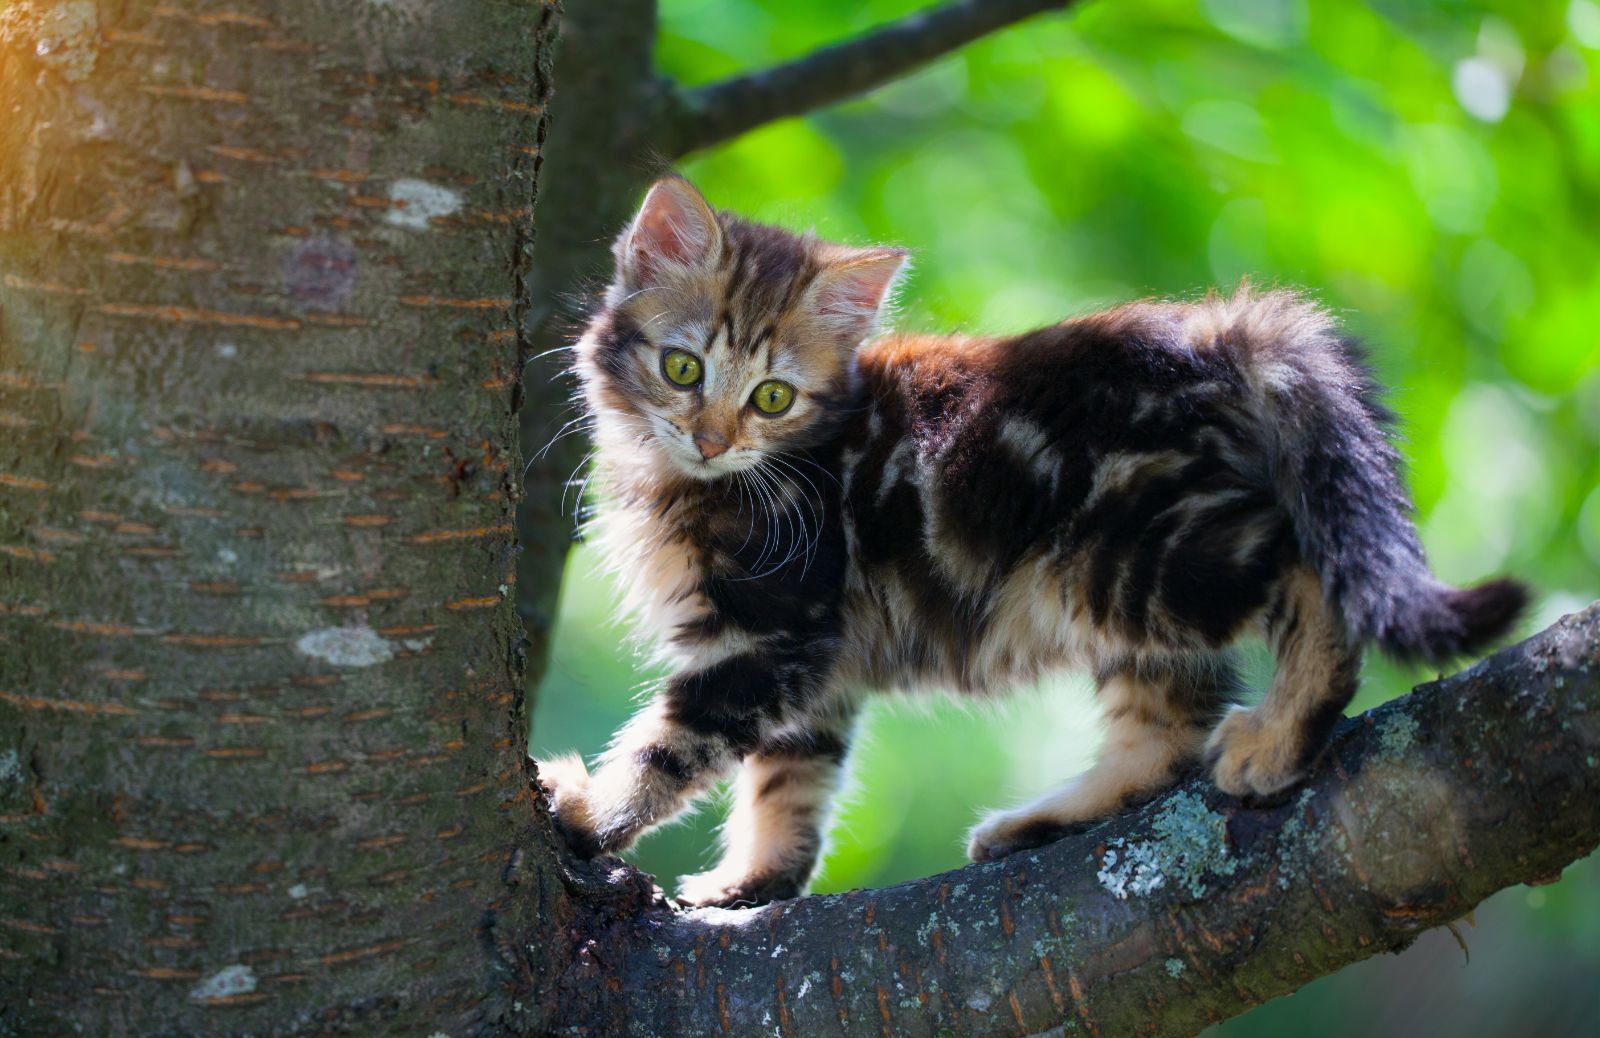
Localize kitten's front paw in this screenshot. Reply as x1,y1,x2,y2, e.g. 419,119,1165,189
1204,705,1303,798
535,752,602,857
675,869,800,909
967,811,1089,863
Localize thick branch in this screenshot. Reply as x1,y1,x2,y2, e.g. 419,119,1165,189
547,603,1600,1036
664,0,1079,156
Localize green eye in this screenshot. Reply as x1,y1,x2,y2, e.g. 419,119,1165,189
751,380,795,415
661,349,702,387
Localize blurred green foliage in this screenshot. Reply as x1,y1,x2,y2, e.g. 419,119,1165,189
533,1,1600,1032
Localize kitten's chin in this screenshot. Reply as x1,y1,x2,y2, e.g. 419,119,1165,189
670,455,742,482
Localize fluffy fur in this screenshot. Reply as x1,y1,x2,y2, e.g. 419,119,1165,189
538,177,1527,908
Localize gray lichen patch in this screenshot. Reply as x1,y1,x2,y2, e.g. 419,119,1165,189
0,749,22,784
1097,791,1237,900
1097,843,1163,900
1378,711,1421,758
1272,787,1336,889
387,178,463,230
295,625,395,667
189,964,256,1003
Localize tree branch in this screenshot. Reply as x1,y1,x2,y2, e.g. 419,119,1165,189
663,0,1080,156
546,603,1600,1036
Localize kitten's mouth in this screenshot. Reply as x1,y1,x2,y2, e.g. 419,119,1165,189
655,436,729,481
682,447,753,482
687,455,735,480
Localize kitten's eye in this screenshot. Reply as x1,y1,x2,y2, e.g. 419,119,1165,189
661,349,703,387
750,380,795,416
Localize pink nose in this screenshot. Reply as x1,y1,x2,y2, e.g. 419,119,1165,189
693,433,728,460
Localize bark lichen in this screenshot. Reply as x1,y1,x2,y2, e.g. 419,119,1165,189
1096,789,1238,900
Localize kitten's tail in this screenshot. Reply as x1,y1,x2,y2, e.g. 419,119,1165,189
1230,290,1529,665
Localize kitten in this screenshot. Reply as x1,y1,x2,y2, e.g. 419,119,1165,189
537,176,1527,909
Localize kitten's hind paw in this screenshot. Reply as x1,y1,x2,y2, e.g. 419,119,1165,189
535,752,602,857
675,869,801,910
1204,705,1305,799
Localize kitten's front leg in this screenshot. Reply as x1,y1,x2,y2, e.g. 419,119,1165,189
675,721,852,909
538,698,738,857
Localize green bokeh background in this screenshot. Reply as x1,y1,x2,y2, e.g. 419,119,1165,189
532,1,1600,1032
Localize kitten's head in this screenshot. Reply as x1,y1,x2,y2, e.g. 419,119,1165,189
577,177,906,481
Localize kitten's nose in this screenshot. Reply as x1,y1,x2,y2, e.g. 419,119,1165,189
693,432,729,460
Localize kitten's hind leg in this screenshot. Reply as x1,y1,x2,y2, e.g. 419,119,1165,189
967,656,1236,863
1206,568,1360,798
676,722,851,909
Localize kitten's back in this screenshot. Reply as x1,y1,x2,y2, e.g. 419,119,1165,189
851,288,1527,664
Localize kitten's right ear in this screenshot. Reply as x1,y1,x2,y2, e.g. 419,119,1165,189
616,177,721,288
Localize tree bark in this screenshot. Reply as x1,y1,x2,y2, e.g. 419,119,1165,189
545,604,1600,1037
0,2,562,1033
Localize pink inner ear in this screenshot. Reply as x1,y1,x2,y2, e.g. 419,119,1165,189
627,180,716,283
815,252,907,319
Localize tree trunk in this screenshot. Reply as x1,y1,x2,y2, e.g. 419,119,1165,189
0,2,562,1033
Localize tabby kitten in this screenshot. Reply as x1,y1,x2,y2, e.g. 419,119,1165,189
538,176,1526,909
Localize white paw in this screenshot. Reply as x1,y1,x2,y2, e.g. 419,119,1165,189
676,868,800,909
536,751,590,807
535,752,600,855
966,813,1014,863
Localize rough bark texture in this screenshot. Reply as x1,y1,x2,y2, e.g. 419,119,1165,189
0,2,563,1033
546,605,1600,1037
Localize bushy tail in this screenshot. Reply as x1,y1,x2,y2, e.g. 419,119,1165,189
1222,290,1529,664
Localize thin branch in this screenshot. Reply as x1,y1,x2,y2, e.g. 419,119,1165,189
663,0,1081,156
546,602,1600,1036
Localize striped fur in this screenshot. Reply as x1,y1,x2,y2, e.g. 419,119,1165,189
539,178,1527,907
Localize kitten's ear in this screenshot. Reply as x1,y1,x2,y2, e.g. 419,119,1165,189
616,177,721,288
809,247,909,342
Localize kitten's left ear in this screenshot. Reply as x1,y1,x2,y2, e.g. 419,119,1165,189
809,247,910,343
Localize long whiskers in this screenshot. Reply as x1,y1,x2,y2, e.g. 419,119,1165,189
560,447,601,520
729,454,827,581
772,449,843,491
732,472,759,556
764,456,827,579
528,411,594,470
741,464,784,575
